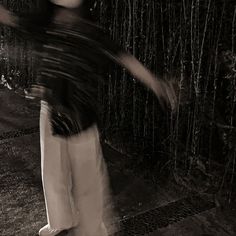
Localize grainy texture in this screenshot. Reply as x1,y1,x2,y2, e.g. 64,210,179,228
0,0,236,199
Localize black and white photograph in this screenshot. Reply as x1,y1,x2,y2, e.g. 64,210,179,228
0,0,236,235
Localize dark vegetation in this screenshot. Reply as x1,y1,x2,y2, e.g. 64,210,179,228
0,0,236,201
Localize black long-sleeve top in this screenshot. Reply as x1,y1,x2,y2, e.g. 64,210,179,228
17,11,123,137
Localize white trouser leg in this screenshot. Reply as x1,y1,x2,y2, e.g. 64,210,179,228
40,102,117,235
67,125,109,236
40,102,78,229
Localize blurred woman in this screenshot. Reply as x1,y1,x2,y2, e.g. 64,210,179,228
0,1,176,236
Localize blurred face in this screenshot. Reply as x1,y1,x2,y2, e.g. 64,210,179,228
50,0,83,8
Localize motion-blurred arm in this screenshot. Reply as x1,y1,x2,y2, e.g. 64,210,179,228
116,52,177,111
0,5,18,27
95,25,177,111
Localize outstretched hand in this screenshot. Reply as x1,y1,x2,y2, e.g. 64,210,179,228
0,4,17,26
118,53,177,112
152,79,177,112
0,5,10,24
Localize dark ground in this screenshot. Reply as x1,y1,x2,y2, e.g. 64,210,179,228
1,88,236,236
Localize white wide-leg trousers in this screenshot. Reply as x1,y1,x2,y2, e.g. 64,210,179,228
40,102,115,236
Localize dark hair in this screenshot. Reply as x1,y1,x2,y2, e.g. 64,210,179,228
71,0,98,21
41,0,97,22
23,0,97,28
79,0,97,21
19,0,55,27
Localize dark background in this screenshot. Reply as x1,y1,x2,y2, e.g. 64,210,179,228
1,0,236,201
